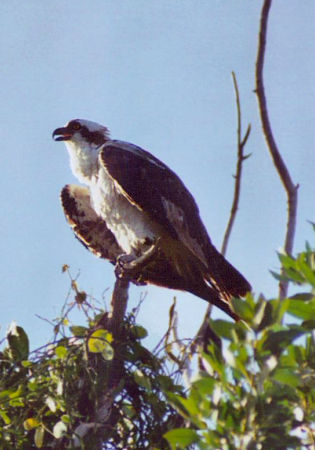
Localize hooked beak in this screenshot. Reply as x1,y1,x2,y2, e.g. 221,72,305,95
52,126,73,141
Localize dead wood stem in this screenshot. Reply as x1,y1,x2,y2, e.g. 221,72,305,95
255,0,298,299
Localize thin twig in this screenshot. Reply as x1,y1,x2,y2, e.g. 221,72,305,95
221,72,251,256
190,73,251,356
255,0,299,299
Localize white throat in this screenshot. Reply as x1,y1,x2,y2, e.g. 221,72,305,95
65,140,100,184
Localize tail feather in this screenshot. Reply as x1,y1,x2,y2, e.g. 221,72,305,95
189,283,240,321
207,247,251,299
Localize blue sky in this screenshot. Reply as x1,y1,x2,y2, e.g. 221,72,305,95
1,1,314,348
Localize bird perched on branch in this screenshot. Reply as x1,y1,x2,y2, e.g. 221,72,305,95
53,119,251,320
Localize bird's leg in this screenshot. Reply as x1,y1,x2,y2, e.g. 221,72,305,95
115,239,161,285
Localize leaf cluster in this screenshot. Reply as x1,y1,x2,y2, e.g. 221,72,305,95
165,245,315,450
1,245,315,449
0,304,183,449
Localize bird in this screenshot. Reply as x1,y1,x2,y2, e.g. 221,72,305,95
53,119,251,320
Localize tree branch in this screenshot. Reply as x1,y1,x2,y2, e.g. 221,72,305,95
96,277,129,414
108,278,130,341
221,72,251,256
255,0,299,299
75,278,130,449
190,73,251,355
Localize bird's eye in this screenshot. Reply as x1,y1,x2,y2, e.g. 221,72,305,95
72,123,81,131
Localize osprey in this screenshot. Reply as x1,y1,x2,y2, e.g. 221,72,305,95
53,119,251,320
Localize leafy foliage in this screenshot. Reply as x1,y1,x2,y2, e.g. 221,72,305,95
1,245,315,449
165,244,315,450
0,276,183,449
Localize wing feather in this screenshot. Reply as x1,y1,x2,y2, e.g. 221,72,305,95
99,141,211,267
99,141,251,298
61,184,122,262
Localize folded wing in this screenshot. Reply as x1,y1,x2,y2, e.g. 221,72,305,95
99,141,251,299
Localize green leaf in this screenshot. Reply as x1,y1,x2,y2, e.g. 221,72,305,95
297,257,315,286
231,297,254,321
192,377,215,396
287,298,315,320
157,374,176,391
130,325,148,339
28,380,39,391
209,319,234,340
55,345,68,359
302,319,315,330
289,292,314,301
201,346,225,378
0,410,11,425
53,421,67,439
0,389,12,400
167,392,206,429
9,397,24,407
278,252,296,268
164,428,199,448
263,327,305,353
7,323,29,361
122,403,136,419
133,369,152,390
34,426,44,448
24,417,40,430
269,298,290,323
288,299,315,320
70,325,88,336
88,329,114,360
8,386,24,407
9,387,22,398
270,270,290,282
21,360,32,368
61,414,70,424
255,301,274,331
283,268,305,284
272,368,300,387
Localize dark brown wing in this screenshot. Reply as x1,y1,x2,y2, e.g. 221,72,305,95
61,184,122,263
99,141,251,298
60,185,231,310
100,141,211,266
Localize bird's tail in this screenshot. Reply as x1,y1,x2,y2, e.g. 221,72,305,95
205,246,251,300
160,241,246,320
189,282,240,321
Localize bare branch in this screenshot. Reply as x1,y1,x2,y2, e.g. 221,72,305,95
221,72,251,256
190,73,251,357
255,0,299,299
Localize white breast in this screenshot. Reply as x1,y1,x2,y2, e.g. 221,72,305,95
90,167,156,255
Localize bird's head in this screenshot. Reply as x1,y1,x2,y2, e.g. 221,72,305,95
53,119,110,183
53,119,110,147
